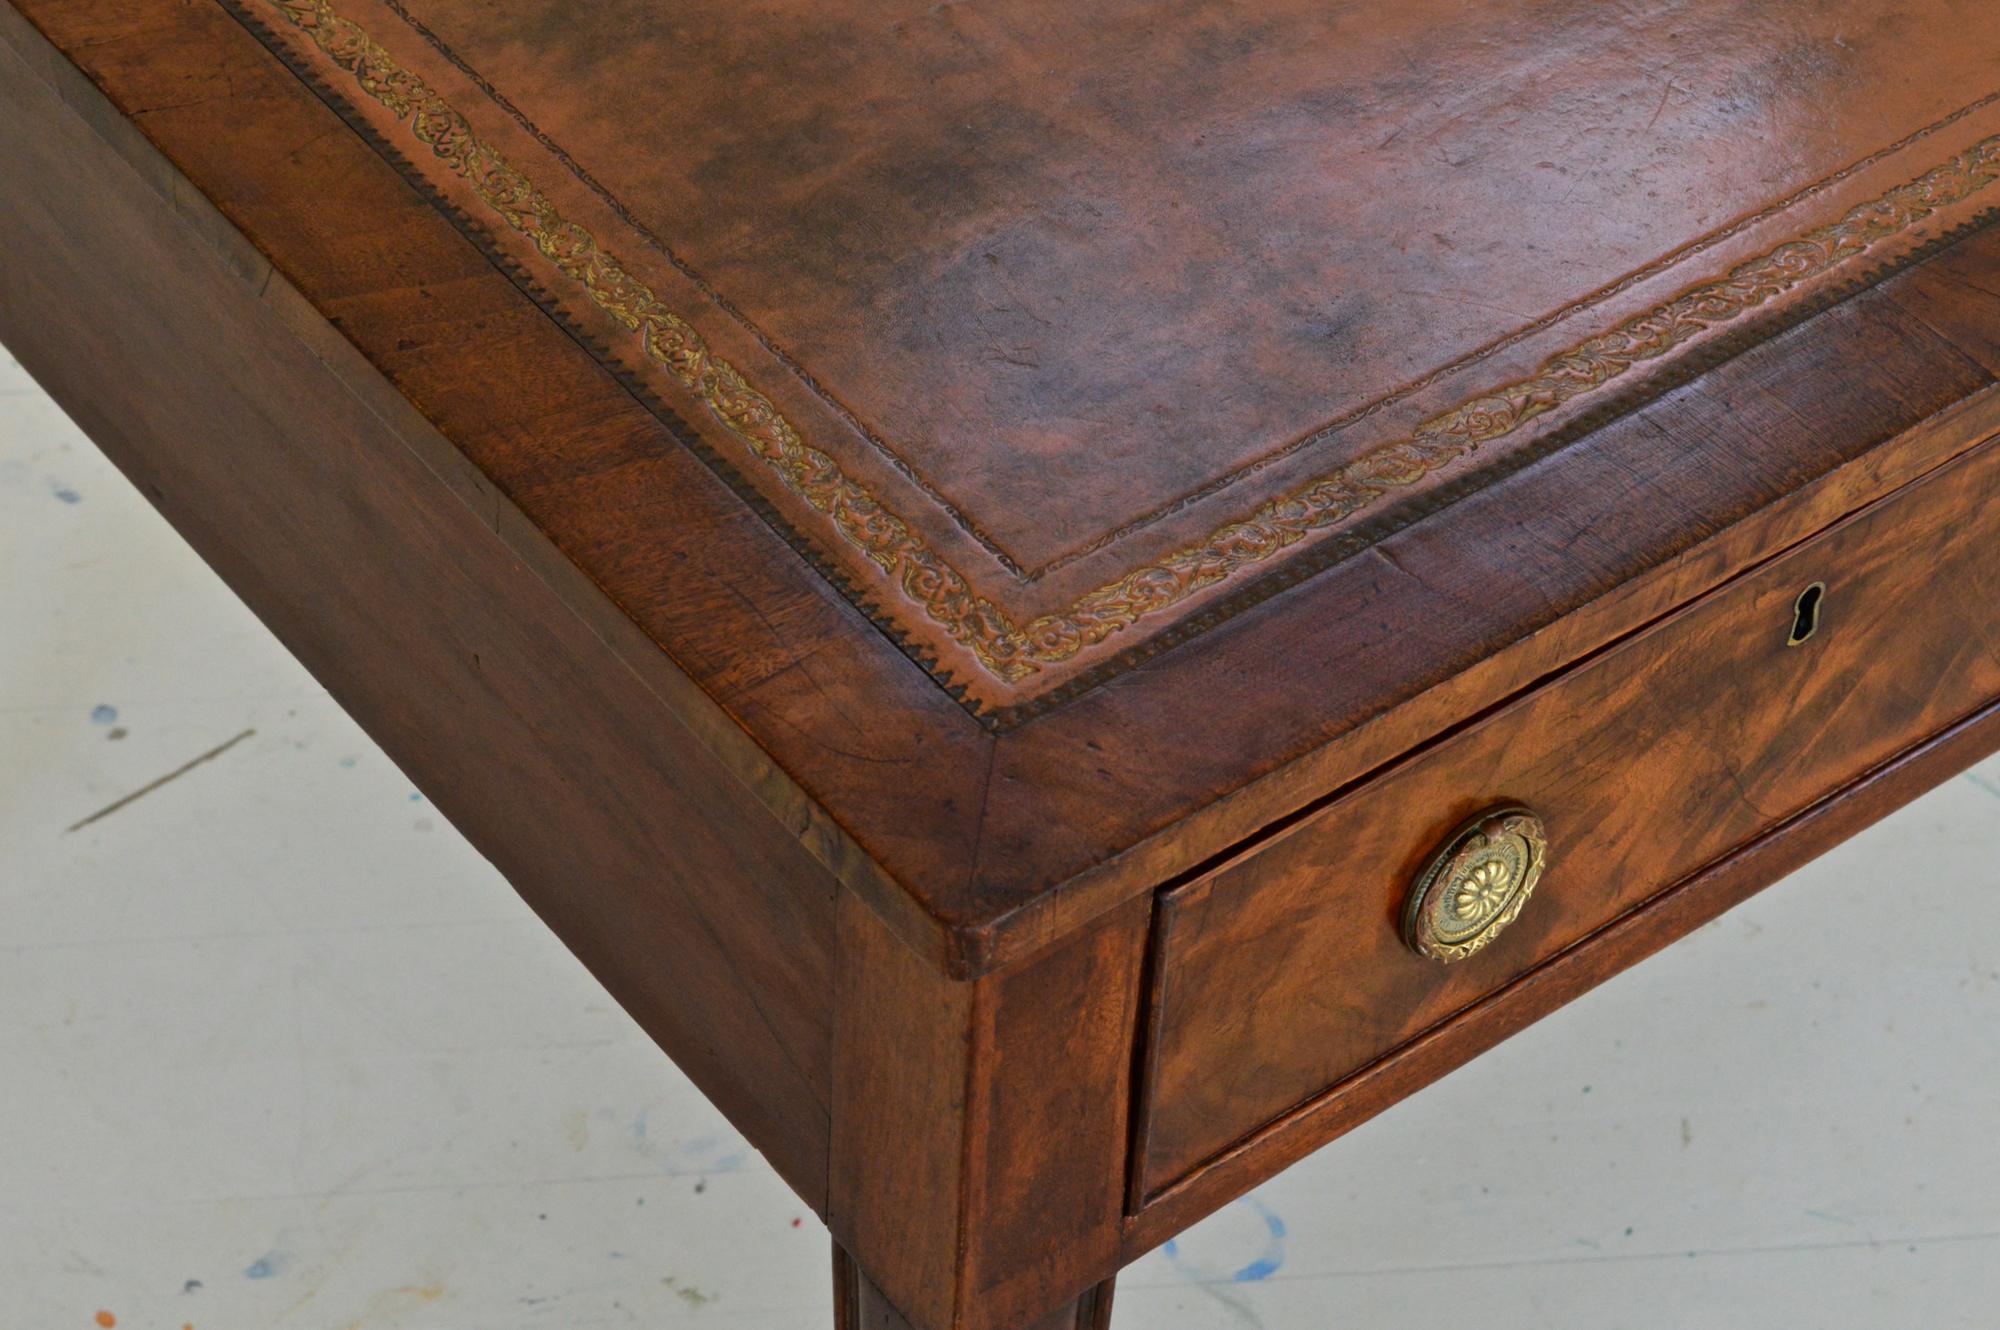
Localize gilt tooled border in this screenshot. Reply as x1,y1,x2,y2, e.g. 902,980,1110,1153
359,3,2000,586
252,0,2000,699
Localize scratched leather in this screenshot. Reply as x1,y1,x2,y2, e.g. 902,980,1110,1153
201,0,1994,722
365,0,1998,570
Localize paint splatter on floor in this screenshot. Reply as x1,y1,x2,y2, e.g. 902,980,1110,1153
1160,1196,1288,1284
89,704,118,725
94,1313,115,1328
244,1251,286,1279
662,1277,715,1309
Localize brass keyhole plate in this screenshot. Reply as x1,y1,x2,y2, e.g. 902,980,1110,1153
1787,581,1827,647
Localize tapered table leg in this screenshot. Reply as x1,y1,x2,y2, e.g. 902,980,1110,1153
833,1246,1115,1330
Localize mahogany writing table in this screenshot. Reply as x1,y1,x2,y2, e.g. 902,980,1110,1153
6,2,2000,1325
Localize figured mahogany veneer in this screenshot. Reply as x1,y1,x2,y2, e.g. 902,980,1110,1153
1135,430,2000,1202
7,0,2000,1327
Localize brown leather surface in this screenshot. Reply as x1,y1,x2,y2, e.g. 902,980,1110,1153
235,0,2000,708
13,0,2000,973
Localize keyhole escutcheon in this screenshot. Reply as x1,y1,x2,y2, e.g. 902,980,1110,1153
1787,581,1826,647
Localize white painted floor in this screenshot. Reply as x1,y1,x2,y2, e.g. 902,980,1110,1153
5,341,2000,1330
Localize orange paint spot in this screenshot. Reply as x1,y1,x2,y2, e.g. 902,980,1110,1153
95,1313,116,1329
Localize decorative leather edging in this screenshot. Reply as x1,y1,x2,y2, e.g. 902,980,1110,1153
252,0,2000,698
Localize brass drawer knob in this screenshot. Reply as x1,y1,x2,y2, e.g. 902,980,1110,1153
1403,806,1549,963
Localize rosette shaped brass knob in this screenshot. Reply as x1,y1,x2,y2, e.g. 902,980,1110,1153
1403,807,1549,963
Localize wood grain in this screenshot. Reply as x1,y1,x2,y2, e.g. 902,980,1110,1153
832,893,1149,1330
965,291,2000,972
1135,429,2000,1203
12,4,2000,1328
1126,692,2000,1255
0,0,839,1208
834,1248,1115,1330
11,0,2000,977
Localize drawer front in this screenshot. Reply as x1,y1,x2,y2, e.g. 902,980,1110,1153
1135,431,2000,1202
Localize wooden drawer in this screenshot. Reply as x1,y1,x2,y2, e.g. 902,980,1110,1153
1133,430,2000,1204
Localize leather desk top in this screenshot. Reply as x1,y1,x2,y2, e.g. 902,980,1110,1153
243,0,2000,701
13,0,2000,971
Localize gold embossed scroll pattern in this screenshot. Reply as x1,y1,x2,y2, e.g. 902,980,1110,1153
260,0,2000,688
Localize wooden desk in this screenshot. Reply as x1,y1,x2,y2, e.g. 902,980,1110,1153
6,2,2000,1325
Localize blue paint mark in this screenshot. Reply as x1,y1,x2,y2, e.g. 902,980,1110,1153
676,1133,747,1173
1231,1200,1287,1283
52,485,82,504
244,1252,286,1280
339,756,357,769
1156,1196,1287,1285
90,704,119,725
408,791,424,803
1966,772,2000,801
632,1109,650,1145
